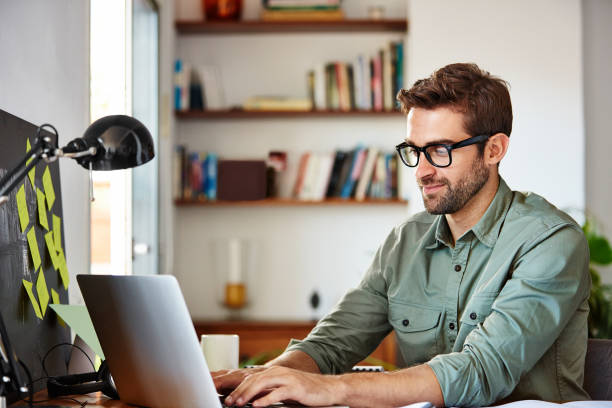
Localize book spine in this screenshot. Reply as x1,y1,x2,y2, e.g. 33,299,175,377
383,48,393,111
347,64,356,111
372,55,383,111
173,145,185,200
199,153,208,201
341,147,366,198
314,64,326,110
395,41,404,109
205,154,218,201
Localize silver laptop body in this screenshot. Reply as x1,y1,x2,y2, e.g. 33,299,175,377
77,274,222,408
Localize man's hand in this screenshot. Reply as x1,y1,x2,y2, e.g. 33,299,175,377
223,366,342,407
212,366,267,393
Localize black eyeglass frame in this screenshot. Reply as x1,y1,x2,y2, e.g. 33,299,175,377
395,134,490,168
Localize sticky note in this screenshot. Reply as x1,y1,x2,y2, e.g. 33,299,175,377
42,166,55,211
26,139,35,189
57,249,69,290
44,231,60,270
36,269,50,316
23,279,43,320
37,188,49,230
16,184,29,232
26,228,41,270
49,305,104,359
53,214,62,249
50,288,65,327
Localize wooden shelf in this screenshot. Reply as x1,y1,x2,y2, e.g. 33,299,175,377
175,198,408,207
176,19,407,34
175,109,404,119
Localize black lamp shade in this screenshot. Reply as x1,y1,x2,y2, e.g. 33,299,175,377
74,115,155,170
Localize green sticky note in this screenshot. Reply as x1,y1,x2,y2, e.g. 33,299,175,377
57,249,69,290
36,269,50,317
16,184,29,233
37,188,49,230
26,139,35,189
42,166,55,211
50,288,65,327
49,304,105,359
53,214,62,250
22,279,43,320
26,228,41,270
44,231,60,270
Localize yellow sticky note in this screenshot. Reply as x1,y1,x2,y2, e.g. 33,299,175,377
26,139,35,189
57,249,69,290
37,188,49,230
36,269,50,317
50,288,65,327
53,214,62,250
26,228,41,270
16,184,29,233
44,231,60,270
42,166,55,211
23,279,43,320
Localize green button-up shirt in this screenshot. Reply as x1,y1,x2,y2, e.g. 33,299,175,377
287,177,591,406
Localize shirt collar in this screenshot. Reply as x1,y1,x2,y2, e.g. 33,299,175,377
423,177,513,249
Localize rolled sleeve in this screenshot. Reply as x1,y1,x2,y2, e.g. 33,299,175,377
427,224,590,406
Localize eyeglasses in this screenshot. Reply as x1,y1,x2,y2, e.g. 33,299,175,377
395,134,490,168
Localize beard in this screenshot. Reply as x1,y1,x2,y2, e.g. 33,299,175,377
418,157,489,215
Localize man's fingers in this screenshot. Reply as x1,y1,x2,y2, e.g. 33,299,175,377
252,387,291,407
227,369,288,406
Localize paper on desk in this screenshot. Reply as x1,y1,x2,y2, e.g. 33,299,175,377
36,188,49,230
26,138,35,188
26,227,41,270
16,184,29,232
50,288,65,326
50,304,105,359
22,279,43,319
42,166,55,211
36,269,50,316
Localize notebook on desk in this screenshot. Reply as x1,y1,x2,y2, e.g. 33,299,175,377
77,274,331,408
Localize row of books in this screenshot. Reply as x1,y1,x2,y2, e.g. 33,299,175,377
174,60,225,111
173,144,401,202
293,147,399,201
307,41,404,112
173,146,218,201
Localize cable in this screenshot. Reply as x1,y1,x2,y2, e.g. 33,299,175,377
41,342,96,377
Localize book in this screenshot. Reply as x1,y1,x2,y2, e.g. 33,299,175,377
395,41,404,109
371,54,383,111
205,153,218,200
382,47,393,111
264,0,341,9
312,152,335,200
336,63,351,112
325,150,347,197
340,146,366,198
326,63,339,110
261,9,344,21
347,64,356,111
298,153,320,200
292,153,311,197
313,64,326,110
333,149,354,197
354,147,379,201
243,96,312,111
174,59,190,111
200,65,226,110
173,145,186,200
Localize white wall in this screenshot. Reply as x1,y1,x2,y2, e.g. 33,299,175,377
0,2,90,305
408,0,584,213
583,0,612,283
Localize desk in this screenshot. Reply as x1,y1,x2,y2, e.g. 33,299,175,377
194,320,397,367
14,390,122,407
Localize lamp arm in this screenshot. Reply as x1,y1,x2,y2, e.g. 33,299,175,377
0,147,45,200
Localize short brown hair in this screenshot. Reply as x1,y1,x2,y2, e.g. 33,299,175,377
397,63,513,143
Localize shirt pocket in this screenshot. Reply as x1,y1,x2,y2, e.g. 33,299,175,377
456,293,496,347
388,301,442,367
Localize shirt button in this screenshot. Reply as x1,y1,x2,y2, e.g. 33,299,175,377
470,312,477,320
402,319,409,327
454,265,462,272
449,322,455,330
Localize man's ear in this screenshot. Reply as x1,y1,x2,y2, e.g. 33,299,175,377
485,133,509,165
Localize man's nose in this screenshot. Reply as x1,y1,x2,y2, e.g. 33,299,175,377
415,154,436,180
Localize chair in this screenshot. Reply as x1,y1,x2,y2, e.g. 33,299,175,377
583,338,612,400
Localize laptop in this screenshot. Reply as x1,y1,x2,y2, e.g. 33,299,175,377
78,274,314,408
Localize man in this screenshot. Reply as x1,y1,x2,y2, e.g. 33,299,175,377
213,63,591,407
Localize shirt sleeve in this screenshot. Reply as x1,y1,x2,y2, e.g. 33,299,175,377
427,224,590,406
285,227,398,374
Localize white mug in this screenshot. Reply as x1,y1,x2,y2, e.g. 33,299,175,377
201,334,239,372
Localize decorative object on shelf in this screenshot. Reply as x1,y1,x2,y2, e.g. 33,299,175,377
261,0,344,21
309,289,321,320
217,160,267,201
367,5,385,20
203,0,242,20
0,115,154,206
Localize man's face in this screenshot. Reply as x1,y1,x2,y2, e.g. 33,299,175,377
406,107,489,215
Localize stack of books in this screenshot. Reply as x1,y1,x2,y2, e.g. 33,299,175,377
308,41,404,112
173,146,218,201
261,0,344,21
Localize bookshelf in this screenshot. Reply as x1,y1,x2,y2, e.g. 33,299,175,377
176,19,408,34
173,2,410,322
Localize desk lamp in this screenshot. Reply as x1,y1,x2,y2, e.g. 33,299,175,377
0,114,155,205
0,115,153,405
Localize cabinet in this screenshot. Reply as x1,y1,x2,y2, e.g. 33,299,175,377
173,6,410,329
